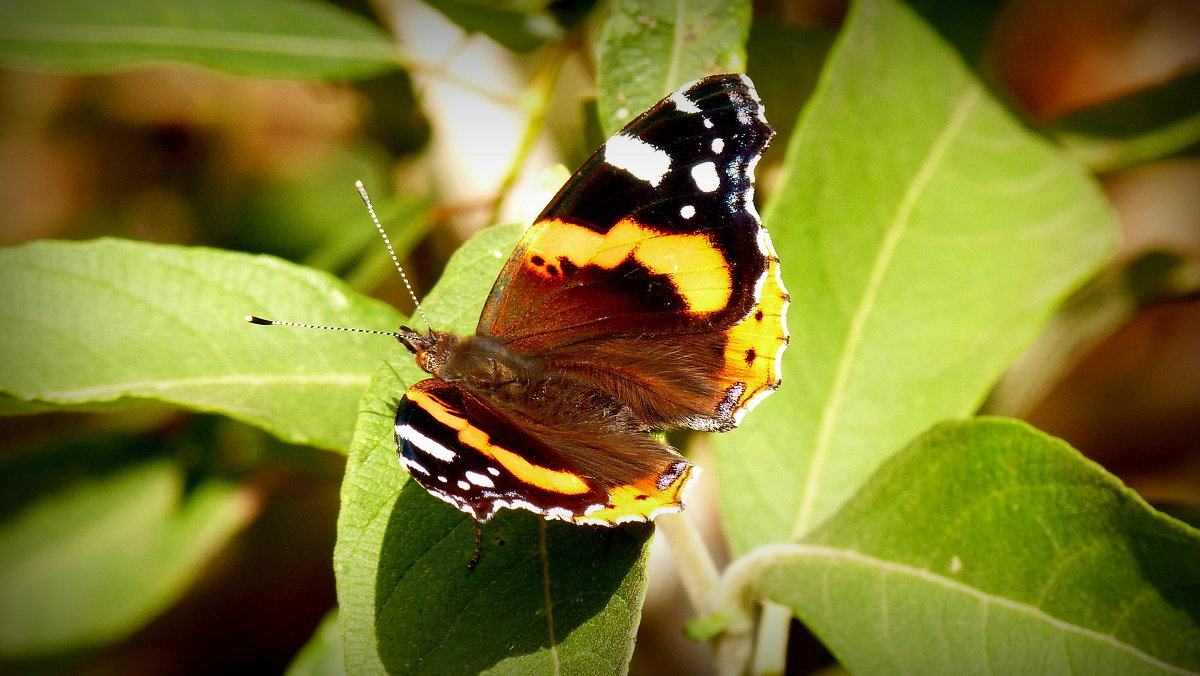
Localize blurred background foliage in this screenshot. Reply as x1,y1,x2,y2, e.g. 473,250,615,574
0,0,1197,673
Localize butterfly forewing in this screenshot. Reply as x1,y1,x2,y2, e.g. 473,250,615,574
395,73,788,526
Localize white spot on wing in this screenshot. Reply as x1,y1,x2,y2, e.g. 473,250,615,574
456,480,470,490
400,457,430,475
605,133,672,187
703,117,714,129
670,89,701,113
736,73,769,124
397,424,457,462
680,204,696,219
711,138,725,154
487,467,500,476
729,90,752,125
507,498,539,513
489,498,576,524
427,488,468,512
691,161,720,192
464,470,495,488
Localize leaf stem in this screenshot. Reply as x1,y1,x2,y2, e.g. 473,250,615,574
489,39,571,226
656,512,720,614
751,602,790,676
657,512,753,675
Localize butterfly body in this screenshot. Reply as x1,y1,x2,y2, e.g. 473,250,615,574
395,74,789,526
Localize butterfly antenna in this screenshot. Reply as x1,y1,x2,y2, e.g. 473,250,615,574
244,315,405,338
355,180,432,331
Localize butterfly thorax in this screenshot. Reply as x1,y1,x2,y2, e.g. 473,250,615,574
400,327,539,395
399,328,642,431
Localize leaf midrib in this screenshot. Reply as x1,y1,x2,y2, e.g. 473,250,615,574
0,21,395,60
538,521,562,675
662,0,686,96
24,372,371,402
791,83,983,538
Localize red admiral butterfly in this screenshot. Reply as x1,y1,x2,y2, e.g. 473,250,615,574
393,73,787,525
252,73,788,527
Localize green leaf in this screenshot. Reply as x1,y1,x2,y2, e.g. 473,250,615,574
745,20,836,161
903,0,1009,65
757,418,1200,674
286,609,346,676
0,238,402,450
0,0,398,79
595,0,751,135
423,0,565,53
229,152,429,290
1046,70,1200,172
713,0,1118,552
0,459,255,657
985,252,1192,417
334,224,652,675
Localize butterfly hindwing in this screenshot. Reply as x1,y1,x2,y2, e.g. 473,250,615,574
395,379,697,525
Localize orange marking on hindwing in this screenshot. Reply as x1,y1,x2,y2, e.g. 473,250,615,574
408,389,592,495
573,463,697,525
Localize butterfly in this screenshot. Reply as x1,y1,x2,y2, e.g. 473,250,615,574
391,73,789,526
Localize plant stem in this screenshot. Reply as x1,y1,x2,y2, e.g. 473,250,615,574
656,512,720,614
657,512,756,675
751,602,791,676
489,40,570,227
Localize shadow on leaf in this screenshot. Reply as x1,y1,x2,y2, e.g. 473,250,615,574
373,482,651,674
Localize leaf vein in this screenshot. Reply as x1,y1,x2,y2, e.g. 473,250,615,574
0,22,396,61
32,373,370,402
538,520,562,675
792,83,984,538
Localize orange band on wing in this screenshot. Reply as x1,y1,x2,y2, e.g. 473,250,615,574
573,464,698,525
526,218,732,314
407,389,592,495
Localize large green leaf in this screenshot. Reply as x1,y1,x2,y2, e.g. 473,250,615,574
423,0,565,53
757,418,1200,674
713,0,1118,552
0,0,398,79
903,0,1008,65
0,459,254,657
0,238,401,450
745,20,836,162
286,609,346,676
595,0,750,135
334,224,653,675
1047,70,1200,172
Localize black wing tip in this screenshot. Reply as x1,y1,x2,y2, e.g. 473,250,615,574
678,73,762,107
